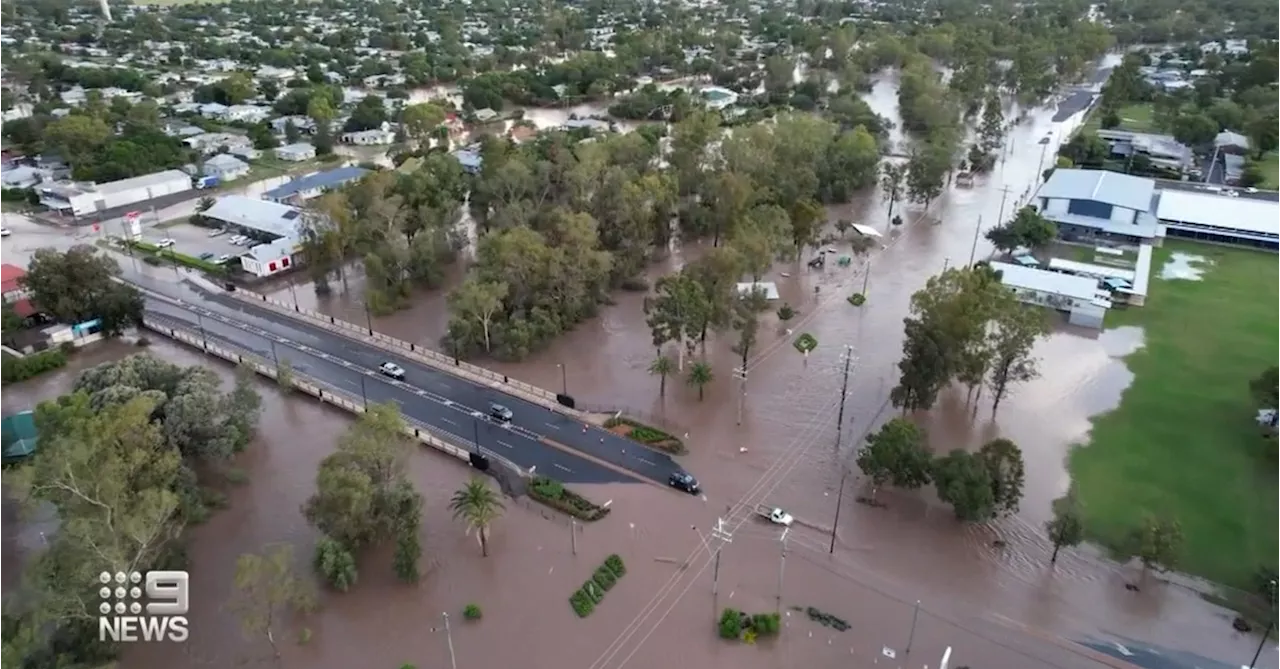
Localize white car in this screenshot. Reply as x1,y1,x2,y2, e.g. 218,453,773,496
156,238,176,248
378,362,406,380
0,227,10,237
228,235,247,245
217,254,233,264
208,228,227,237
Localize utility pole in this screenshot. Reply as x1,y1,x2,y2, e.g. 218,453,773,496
441,612,458,669
966,215,984,267
904,600,921,655
269,339,279,366
732,366,747,425
364,304,374,336
472,417,481,453
709,517,733,615
570,518,578,555
829,345,854,554
359,375,368,410
860,257,872,297
195,312,208,351
557,363,567,395
995,184,1014,227
776,527,789,613
288,280,300,311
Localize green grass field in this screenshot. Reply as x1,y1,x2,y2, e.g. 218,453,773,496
1068,241,1279,590
1258,151,1279,190
1081,102,1158,135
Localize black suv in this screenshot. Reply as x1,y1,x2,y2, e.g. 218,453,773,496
668,471,700,495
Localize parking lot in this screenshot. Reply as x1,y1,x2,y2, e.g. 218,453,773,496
142,221,259,266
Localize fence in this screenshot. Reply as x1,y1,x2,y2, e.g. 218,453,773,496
220,285,576,416
138,314,521,472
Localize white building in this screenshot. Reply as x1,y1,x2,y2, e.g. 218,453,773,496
201,154,250,181
701,86,739,110
275,143,316,162
340,128,396,145
202,195,303,277
38,169,192,217
989,261,1110,329
221,104,272,123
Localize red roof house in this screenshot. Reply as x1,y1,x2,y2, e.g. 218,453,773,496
1,263,36,318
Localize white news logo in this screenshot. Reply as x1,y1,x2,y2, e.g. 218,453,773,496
96,571,190,643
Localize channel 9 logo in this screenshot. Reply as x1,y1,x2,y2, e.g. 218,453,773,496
96,570,190,643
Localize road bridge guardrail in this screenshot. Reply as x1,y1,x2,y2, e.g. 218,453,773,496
140,314,527,477
211,280,581,418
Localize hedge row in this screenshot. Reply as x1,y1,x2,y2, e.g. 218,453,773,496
528,475,610,521
1,348,69,385
128,241,228,275
569,554,626,618
602,416,685,455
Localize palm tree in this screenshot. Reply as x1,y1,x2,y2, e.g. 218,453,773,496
687,361,714,401
449,478,505,557
649,354,674,396
196,196,216,213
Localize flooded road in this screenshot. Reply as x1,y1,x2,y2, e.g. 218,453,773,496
3,68,1272,669
255,72,1272,668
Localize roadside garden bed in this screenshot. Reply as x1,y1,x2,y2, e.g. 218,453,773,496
128,241,228,275
527,476,610,521
602,416,685,455
718,608,781,644
569,554,626,618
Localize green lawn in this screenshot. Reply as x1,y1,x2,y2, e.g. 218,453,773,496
1258,151,1279,190
1080,102,1157,135
1068,240,1278,590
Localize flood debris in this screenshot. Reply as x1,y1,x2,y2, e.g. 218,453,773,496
791,605,851,632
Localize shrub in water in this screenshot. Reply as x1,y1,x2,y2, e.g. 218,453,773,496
719,608,743,639
463,604,482,620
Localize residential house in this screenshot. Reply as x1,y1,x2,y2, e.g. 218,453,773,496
275,143,317,162
701,86,739,110
1,263,36,318
1094,129,1192,172
221,104,272,123
202,196,304,277
263,166,369,203
340,128,396,145
270,116,315,135
1214,131,1250,154
1,166,45,190
452,147,483,174
199,102,229,118
474,108,499,123
201,154,250,181
1034,168,1162,245
171,101,202,115
183,132,253,156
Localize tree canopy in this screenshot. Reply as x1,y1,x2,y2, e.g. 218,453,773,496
21,246,144,335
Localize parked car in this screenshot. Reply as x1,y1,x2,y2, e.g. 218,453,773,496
155,238,176,248
668,471,700,495
217,254,233,264
207,228,227,237
378,362,406,380
228,235,247,245
198,252,215,260
488,403,514,423
0,227,10,237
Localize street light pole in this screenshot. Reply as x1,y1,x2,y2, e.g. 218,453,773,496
776,528,789,613
288,280,300,311
557,363,567,395
732,366,747,425
1249,578,1269,665
829,346,854,554
966,215,984,267
905,600,921,655
269,339,279,365
364,305,374,336
472,417,481,452
442,612,458,669
195,312,207,351
359,375,368,410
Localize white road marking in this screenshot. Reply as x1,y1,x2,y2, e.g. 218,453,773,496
441,418,458,426
553,463,572,472
497,440,514,449
545,422,560,430
637,458,656,466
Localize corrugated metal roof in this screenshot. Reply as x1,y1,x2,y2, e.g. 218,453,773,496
990,261,1100,301
263,166,368,200
1155,189,1280,236
95,169,191,195
1037,169,1156,213
204,195,303,239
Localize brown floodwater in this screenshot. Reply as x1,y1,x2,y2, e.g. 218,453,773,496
2,72,1272,669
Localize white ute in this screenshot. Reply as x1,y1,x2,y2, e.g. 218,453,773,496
754,504,794,526
378,362,405,380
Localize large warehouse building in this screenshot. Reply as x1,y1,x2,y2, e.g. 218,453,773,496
1154,189,1279,250
38,169,192,217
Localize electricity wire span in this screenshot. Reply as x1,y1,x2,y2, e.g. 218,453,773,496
588,388,850,669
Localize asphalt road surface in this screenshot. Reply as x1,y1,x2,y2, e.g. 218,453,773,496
126,271,687,487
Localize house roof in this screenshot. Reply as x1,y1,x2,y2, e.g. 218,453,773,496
205,154,248,168
263,166,368,200
1,263,26,292
203,195,303,239
989,261,1100,302
276,142,315,155
1037,169,1156,212
95,169,191,195
1214,131,1249,149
